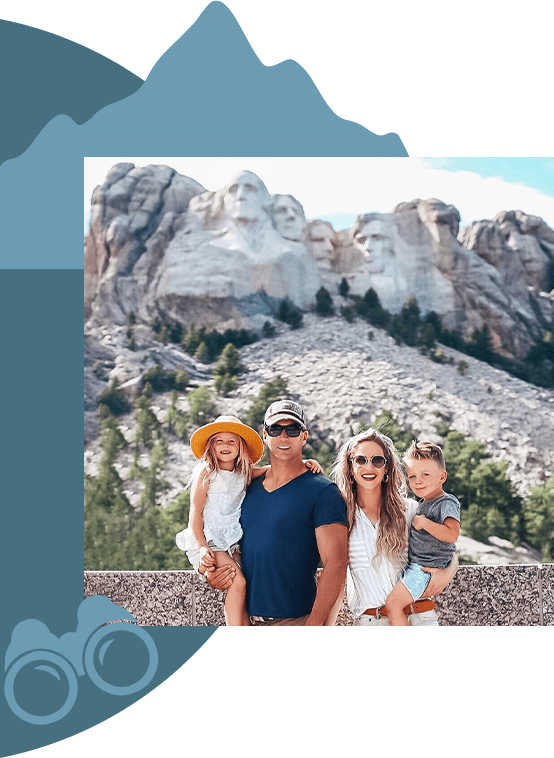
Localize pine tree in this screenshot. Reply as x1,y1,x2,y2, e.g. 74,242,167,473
524,475,554,560
126,437,170,570
165,390,188,439
188,386,217,426
160,489,193,569
339,278,350,298
246,376,288,430
134,383,161,450
315,286,335,317
84,414,135,569
214,343,242,377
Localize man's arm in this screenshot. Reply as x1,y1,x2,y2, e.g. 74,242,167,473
305,522,348,626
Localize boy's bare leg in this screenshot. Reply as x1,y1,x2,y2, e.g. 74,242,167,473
385,582,414,626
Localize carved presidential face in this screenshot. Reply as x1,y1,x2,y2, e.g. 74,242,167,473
223,171,269,224
272,195,307,241
308,220,335,265
354,219,391,274
418,199,460,238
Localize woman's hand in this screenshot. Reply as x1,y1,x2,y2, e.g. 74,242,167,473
421,554,459,596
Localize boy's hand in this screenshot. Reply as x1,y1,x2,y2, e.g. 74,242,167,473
413,515,427,531
304,458,323,474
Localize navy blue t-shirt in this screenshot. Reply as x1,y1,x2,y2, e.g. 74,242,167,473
240,471,347,618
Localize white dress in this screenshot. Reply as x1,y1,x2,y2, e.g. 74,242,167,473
175,469,247,570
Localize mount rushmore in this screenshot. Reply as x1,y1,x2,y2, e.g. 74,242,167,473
84,163,554,358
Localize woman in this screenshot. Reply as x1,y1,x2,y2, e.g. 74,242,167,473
331,428,457,626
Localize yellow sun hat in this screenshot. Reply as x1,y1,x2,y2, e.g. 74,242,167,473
190,415,264,463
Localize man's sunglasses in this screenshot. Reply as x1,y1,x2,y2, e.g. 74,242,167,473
264,423,304,438
350,454,388,469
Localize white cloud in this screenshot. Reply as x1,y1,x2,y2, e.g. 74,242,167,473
85,156,554,233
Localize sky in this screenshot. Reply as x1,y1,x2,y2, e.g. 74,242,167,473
84,156,554,235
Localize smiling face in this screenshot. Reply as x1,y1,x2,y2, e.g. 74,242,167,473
405,457,447,501
211,432,242,470
350,439,388,494
263,419,308,463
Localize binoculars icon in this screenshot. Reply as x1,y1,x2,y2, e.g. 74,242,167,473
4,595,158,725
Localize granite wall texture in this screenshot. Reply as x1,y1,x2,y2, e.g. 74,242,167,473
84,565,553,626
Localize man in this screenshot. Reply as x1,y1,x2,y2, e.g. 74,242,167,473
204,400,348,626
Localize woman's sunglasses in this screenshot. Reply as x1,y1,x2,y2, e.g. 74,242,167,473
350,454,388,469
264,423,303,438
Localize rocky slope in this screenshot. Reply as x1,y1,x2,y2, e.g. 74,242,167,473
84,313,554,563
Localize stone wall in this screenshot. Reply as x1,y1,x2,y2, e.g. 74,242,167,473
84,564,554,626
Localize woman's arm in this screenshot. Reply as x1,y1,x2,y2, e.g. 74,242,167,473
422,553,459,596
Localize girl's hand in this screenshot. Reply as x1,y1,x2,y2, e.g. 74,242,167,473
199,546,216,568
304,458,323,474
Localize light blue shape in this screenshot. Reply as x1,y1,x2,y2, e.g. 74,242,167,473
0,2,406,271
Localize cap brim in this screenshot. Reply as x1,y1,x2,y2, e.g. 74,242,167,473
190,421,264,463
265,413,306,429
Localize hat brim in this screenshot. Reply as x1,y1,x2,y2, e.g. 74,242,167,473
190,421,264,463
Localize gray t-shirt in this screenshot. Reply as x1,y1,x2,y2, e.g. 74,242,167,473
408,493,461,568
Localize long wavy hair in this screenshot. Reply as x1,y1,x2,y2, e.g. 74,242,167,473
332,428,408,568
189,433,253,491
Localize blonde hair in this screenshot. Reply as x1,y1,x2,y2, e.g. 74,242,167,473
189,433,254,490
404,439,446,469
332,428,408,568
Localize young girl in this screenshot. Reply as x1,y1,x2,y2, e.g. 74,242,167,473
176,415,322,626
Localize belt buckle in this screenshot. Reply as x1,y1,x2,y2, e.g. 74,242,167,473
375,606,382,620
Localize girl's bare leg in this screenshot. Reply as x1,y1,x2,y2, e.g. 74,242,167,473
214,550,250,626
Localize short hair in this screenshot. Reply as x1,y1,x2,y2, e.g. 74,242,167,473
404,440,445,469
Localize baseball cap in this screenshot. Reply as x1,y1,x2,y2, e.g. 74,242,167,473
263,400,306,430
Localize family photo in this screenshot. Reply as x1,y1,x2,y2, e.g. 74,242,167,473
84,157,554,626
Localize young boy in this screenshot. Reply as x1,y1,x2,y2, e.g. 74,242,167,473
385,440,460,626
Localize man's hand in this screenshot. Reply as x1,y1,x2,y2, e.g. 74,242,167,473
205,564,236,590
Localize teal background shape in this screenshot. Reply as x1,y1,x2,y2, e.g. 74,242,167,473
1,2,407,756
0,20,143,166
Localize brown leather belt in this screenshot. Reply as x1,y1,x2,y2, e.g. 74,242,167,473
363,598,436,619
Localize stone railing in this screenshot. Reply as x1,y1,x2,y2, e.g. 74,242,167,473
84,564,554,626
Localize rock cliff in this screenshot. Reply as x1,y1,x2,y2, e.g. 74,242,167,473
85,164,554,358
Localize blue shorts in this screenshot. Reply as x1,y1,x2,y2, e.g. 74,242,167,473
400,562,432,601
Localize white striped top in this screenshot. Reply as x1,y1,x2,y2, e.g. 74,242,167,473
347,498,418,618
